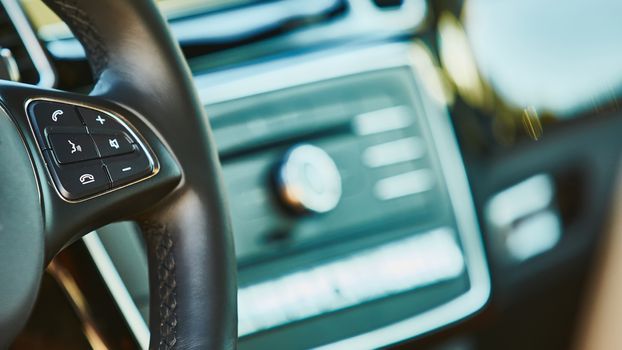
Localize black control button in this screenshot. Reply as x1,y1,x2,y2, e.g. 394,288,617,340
77,107,126,132
104,152,153,187
48,132,99,164
91,131,135,158
28,101,83,148
44,151,110,200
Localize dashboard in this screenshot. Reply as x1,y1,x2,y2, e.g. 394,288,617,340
4,0,622,349
92,43,490,349
85,1,490,348
90,1,491,345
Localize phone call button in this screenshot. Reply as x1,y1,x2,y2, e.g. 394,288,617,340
28,101,84,149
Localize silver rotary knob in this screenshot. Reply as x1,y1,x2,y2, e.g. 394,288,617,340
275,144,342,214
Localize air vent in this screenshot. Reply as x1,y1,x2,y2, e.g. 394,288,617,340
0,0,54,86
372,0,404,9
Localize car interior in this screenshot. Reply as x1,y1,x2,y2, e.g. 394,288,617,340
0,0,621,349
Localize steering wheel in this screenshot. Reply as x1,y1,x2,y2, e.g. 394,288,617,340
0,0,237,348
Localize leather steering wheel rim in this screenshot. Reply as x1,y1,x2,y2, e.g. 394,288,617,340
14,0,238,349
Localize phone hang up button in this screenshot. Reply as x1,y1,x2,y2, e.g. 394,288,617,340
44,151,111,200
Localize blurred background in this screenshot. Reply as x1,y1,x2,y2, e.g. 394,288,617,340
4,0,622,349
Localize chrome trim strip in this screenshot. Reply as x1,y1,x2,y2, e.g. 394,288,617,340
373,168,434,200
1,0,56,87
92,42,490,349
83,232,150,349
486,174,554,227
362,137,425,168
353,105,414,136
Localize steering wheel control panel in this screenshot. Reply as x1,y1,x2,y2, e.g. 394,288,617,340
27,100,155,201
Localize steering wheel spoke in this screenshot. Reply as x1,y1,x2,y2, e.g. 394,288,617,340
0,81,181,261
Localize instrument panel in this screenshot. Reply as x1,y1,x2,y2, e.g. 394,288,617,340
202,44,490,348
87,43,490,349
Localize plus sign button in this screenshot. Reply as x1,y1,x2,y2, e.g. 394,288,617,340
77,106,127,132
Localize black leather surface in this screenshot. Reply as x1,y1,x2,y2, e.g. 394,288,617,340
42,0,237,349
0,107,44,346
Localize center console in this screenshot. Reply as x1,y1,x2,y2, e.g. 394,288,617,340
88,43,490,349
